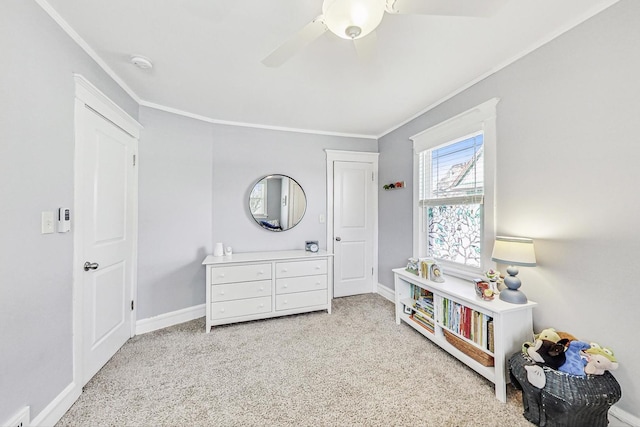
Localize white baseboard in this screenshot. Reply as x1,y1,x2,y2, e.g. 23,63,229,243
610,406,640,427
136,304,205,335
30,382,81,427
376,283,395,302
3,406,30,427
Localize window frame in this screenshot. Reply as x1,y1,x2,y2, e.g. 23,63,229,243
411,98,499,281
249,179,268,218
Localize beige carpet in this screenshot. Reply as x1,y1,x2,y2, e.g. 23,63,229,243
57,294,532,426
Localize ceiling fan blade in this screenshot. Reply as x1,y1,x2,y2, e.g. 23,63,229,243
386,0,507,17
262,17,328,67
354,31,378,63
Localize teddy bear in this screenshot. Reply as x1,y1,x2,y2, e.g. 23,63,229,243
558,340,591,377
584,343,619,375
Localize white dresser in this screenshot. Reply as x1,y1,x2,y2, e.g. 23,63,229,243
202,250,333,332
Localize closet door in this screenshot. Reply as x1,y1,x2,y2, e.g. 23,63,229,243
333,161,375,297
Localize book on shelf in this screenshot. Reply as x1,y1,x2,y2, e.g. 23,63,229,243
488,320,495,353
440,297,494,351
411,312,434,333
411,284,432,300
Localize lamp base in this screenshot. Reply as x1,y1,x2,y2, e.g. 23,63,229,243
499,288,528,304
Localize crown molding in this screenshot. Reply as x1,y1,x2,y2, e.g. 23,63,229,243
140,101,378,140
35,0,141,104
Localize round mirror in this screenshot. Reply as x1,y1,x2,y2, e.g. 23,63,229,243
249,175,307,231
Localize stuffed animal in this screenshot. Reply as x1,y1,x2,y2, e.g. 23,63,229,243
535,328,562,343
557,331,578,342
525,365,546,389
526,338,569,370
522,327,562,355
558,340,590,377
585,343,619,375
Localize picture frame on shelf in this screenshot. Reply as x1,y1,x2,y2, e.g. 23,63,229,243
403,304,413,315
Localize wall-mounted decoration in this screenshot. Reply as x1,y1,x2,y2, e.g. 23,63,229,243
383,181,405,190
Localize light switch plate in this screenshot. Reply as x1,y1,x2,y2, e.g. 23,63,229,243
41,211,54,234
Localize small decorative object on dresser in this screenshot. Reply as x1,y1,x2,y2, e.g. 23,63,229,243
214,242,224,257
305,240,319,252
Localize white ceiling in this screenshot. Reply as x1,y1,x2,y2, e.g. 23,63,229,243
41,0,618,138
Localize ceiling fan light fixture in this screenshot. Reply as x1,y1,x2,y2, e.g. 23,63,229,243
345,25,362,39
322,0,386,40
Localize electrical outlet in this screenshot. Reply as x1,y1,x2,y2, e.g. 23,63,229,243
41,211,54,234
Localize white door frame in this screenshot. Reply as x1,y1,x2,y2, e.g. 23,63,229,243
325,150,379,293
72,75,141,388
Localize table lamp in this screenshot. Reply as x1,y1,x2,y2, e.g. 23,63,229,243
491,236,536,304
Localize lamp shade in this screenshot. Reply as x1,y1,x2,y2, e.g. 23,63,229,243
322,0,386,40
491,236,536,267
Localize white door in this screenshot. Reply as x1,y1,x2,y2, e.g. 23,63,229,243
79,106,137,385
333,161,375,297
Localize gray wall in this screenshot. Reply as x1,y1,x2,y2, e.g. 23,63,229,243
136,107,377,319
0,0,138,422
379,0,639,416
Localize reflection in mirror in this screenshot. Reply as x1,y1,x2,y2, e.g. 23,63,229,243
250,175,306,231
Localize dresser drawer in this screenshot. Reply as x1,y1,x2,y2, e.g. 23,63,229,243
211,280,271,302
211,296,272,320
276,275,327,295
275,259,327,279
211,263,271,284
275,289,327,311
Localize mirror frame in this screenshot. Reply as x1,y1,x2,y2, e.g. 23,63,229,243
249,174,307,232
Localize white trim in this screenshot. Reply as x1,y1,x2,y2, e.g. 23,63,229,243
376,283,395,303
35,0,141,104
325,150,380,295
73,75,139,391
2,407,30,427
411,98,499,274
141,101,378,140
378,0,620,138
74,74,142,138
30,382,81,427
610,407,640,427
136,304,206,335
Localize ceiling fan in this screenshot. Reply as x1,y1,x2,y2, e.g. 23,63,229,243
262,0,507,67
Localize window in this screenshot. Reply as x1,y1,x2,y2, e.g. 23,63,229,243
412,99,498,279
249,179,268,218
420,132,484,268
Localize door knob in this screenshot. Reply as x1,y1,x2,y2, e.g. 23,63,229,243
335,237,341,241
83,262,99,271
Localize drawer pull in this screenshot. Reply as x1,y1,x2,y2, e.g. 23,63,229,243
218,273,225,278
259,303,264,308
220,290,225,295
283,300,288,305
257,270,264,275
259,287,264,291
284,284,288,288
282,268,288,273
220,308,225,313
315,266,321,270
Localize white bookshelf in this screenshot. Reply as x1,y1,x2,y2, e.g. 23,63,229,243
393,268,537,402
